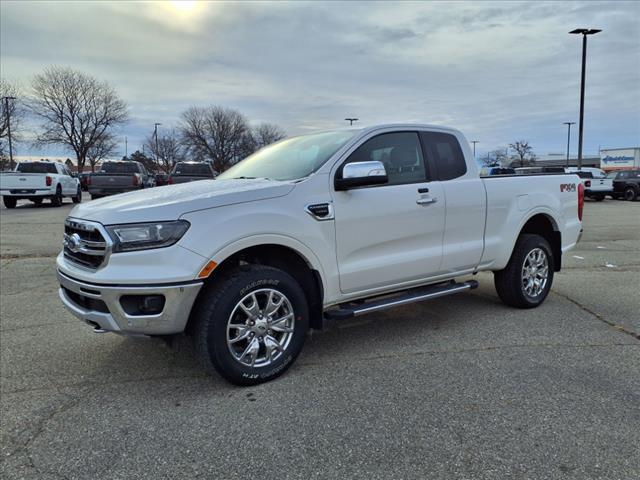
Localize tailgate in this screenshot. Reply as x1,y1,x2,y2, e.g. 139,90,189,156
90,174,135,187
0,173,48,190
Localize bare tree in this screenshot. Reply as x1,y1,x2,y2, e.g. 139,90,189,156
30,66,128,172
481,148,508,167
509,140,536,167
0,79,24,167
86,133,118,172
253,123,286,149
144,129,184,173
180,106,250,172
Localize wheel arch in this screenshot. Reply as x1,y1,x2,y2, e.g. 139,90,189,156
189,242,325,332
516,213,562,271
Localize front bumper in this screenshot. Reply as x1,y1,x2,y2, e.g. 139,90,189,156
58,270,203,335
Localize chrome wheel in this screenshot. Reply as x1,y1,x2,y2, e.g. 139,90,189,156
521,248,549,297
226,288,295,368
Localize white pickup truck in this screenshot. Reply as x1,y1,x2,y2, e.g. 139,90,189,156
56,124,583,385
0,161,82,208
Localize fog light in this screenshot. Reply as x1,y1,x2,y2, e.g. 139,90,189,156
120,295,166,315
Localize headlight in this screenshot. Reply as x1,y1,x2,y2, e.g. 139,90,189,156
105,220,190,252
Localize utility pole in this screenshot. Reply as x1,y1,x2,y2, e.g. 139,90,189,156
3,96,17,170
563,122,575,167
569,28,601,170
345,118,359,126
471,140,479,157
154,123,161,166
125,137,128,158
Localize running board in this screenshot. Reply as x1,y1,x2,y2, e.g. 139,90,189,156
324,280,479,320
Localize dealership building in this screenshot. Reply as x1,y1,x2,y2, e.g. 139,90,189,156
522,147,639,171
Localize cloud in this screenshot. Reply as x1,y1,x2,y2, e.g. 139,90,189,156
1,0,638,159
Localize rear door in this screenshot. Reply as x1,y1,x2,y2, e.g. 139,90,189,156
420,131,486,273
332,130,446,293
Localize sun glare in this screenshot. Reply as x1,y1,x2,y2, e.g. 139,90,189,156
170,1,197,13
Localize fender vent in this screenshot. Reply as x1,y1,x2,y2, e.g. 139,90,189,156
305,203,334,221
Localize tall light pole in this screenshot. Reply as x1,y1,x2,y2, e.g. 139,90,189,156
563,122,575,167
124,137,128,158
153,123,161,165
471,140,479,157
345,118,358,126
3,96,17,170
569,28,601,170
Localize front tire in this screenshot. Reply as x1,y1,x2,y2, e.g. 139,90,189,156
193,265,309,386
494,234,554,309
3,197,17,209
624,186,637,201
72,186,82,203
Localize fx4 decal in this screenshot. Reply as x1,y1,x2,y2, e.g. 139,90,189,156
560,183,577,193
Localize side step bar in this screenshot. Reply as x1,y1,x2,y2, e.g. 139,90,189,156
324,280,479,320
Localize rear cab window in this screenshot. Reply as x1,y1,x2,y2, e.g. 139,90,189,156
419,132,467,181
17,163,57,174
101,162,139,174
173,163,213,176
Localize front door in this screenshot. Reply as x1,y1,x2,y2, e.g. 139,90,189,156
332,131,446,294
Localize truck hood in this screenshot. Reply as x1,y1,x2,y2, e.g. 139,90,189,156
69,179,295,225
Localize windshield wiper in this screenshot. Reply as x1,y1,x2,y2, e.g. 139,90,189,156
232,176,273,180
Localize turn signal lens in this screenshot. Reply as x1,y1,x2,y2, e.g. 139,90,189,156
198,260,217,278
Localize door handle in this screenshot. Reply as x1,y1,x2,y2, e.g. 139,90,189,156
416,197,437,205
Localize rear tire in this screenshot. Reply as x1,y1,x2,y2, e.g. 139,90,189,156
72,186,82,203
193,265,309,386
50,186,63,207
624,186,637,201
494,234,554,309
3,197,17,209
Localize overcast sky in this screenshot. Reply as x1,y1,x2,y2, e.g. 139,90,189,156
1,0,639,159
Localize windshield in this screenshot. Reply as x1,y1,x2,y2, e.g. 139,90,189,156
218,130,356,181
173,163,213,176
101,162,139,174
17,163,57,174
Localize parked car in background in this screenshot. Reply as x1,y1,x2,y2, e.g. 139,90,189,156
480,167,516,176
80,173,91,191
88,161,153,200
566,167,612,201
155,173,169,186
607,169,640,201
0,161,81,208
168,162,217,184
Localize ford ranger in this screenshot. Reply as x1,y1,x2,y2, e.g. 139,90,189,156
57,124,583,385
1,161,81,208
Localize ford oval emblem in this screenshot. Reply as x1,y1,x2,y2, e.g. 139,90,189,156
64,233,82,253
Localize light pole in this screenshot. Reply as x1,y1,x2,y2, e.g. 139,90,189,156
471,140,479,157
153,123,161,165
125,137,128,158
563,122,575,167
345,118,358,126
569,28,601,170
3,96,17,169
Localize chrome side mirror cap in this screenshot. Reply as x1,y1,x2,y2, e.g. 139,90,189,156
335,161,388,191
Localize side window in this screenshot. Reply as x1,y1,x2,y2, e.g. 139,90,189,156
344,132,427,186
420,132,467,181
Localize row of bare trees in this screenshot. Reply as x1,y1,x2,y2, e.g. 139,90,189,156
143,107,285,173
480,141,537,168
1,66,286,173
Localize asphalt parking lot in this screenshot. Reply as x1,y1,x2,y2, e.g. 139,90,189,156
1,195,639,480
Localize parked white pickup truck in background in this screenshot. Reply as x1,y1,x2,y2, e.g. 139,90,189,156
566,167,613,201
0,161,81,208
56,124,583,385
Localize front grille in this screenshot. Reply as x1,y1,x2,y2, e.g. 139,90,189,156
63,218,110,269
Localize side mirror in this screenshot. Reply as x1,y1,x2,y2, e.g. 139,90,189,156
335,161,388,191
